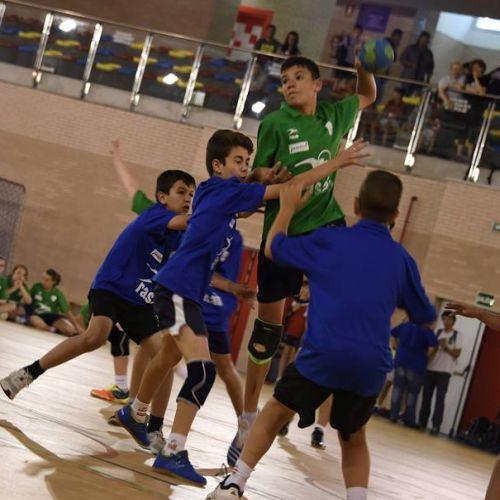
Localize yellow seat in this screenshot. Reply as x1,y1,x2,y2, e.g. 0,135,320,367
55,39,80,48
95,62,122,72
132,56,158,64
18,31,41,39
173,65,193,74
402,95,421,105
169,49,194,59
44,49,63,57
176,79,203,89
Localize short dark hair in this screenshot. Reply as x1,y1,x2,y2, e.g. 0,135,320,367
156,170,196,201
267,24,276,35
46,268,61,286
470,58,487,73
441,310,456,323
281,56,320,80
206,129,254,176
354,24,363,32
392,29,403,37
419,31,430,40
12,264,28,279
358,170,402,223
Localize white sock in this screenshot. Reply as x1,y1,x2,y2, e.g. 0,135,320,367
131,398,149,423
241,411,258,426
315,424,325,433
114,375,128,391
346,486,367,500
164,432,186,454
228,458,252,491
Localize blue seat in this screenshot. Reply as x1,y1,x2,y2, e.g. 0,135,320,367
18,45,37,53
214,72,236,82
153,60,173,70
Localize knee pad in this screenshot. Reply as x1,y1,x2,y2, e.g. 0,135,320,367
247,318,283,365
108,326,130,357
177,360,216,409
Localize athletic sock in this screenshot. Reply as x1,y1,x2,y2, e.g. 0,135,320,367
346,487,367,500
228,458,252,491
114,375,128,391
147,415,164,433
24,360,45,381
164,432,186,454
315,424,325,433
131,398,149,423
241,411,258,426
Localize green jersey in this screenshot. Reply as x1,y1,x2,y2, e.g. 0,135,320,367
80,302,90,328
132,190,154,215
253,95,359,238
30,282,69,315
0,276,8,301
7,277,30,304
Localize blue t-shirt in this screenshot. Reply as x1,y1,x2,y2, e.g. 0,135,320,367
271,219,437,397
202,230,243,332
155,177,265,304
392,322,438,375
92,203,181,305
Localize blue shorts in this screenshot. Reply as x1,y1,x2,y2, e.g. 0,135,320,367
208,329,231,355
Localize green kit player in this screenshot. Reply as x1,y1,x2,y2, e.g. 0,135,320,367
227,55,376,465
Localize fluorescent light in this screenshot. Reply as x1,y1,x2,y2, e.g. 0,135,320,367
251,100,266,114
162,73,178,85
59,19,77,33
476,17,500,32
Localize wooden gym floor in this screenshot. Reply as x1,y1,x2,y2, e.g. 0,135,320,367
0,322,494,499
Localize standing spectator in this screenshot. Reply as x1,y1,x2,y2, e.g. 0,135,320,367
438,61,466,110
29,268,81,336
390,321,438,427
254,24,281,67
385,29,403,62
6,264,32,323
330,33,348,67
343,24,364,67
280,31,300,57
0,256,16,320
418,311,462,435
400,31,434,90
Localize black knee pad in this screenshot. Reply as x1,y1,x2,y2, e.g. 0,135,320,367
108,326,130,357
177,360,216,409
247,318,283,365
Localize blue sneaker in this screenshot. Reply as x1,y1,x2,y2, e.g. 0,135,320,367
153,450,206,487
116,405,150,449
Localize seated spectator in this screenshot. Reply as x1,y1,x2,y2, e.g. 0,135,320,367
254,24,281,67
400,31,434,93
370,88,405,146
29,268,82,337
280,31,300,57
438,61,466,110
418,112,441,154
0,256,16,320
6,263,32,323
390,321,438,427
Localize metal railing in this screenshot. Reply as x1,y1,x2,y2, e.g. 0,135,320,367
0,0,498,182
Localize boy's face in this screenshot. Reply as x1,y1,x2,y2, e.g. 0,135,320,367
281,65,321,109
13,266,27,282
41,272,55,290
0,259,5,275
213,146,251,181
158,180,195,214
442,315,455,330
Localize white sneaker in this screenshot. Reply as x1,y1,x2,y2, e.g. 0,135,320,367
227,415,251,467
206,477,244,498
148,430,166,455
0,368,33,400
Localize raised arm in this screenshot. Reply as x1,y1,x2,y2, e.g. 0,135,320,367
355,60,377,109
110,139,138,198
446,303,500,331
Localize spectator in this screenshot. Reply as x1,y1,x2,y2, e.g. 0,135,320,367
438,61,466,110
400,31,434,86
418,310,462,435
385,28,403,62
0,256,16,320
390,321,438,427
254,24,281,67
370,88,405,146
330,33,348,67
343,24,364,67
418,111,441,154
465,59,488,96
29,268,82,337
6,263,32,323
280,31,300,57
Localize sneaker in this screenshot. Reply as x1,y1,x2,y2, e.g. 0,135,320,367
227,415,250,467
311,427,326,449
0,368,33,400
108,413,120,426
90,385,130,404
278,422,290,437
153,450,206,487
116,405,150,449
148,429,166,455
206,476,244,498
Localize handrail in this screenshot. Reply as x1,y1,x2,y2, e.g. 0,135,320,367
4,0,499,101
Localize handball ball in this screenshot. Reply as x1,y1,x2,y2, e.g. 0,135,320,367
358,39,394,73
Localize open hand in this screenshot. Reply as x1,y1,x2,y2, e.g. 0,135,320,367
334,138,370,169
280,182,313,214
446,303,481,319
251,162,292,185
230,283,256,303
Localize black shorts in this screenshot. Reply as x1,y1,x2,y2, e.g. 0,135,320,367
257,218,346,303
88,288,159,345
108,325,130,357
208,329,231,355
153,285,207,336
37,312,66,326
282,332,302,348
274,362,377,440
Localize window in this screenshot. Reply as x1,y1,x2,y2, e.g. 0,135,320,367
475,17,500,32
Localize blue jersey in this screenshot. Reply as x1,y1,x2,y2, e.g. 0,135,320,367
392,322,438,375
271,219,436,397
154,177,265,304
92,203,181,305
203,230,243,332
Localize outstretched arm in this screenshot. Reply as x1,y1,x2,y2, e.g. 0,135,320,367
446,303,500,331
355,60,377,109
110,139,138,198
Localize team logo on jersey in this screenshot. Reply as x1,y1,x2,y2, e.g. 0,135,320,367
289,141,309,155
150,249,163,264
325,121,333,136
287,128,299,140
294,150,333,194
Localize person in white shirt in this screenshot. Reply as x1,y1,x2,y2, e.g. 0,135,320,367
418,310,462,435
438,61,465,111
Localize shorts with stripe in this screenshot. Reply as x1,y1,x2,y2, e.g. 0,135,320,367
108,324,130,357
154,284,207,336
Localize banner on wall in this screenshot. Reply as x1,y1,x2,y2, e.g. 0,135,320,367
357,3,391,33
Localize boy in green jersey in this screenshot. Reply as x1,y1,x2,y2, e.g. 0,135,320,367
0,256,16,319
228,56,376,465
